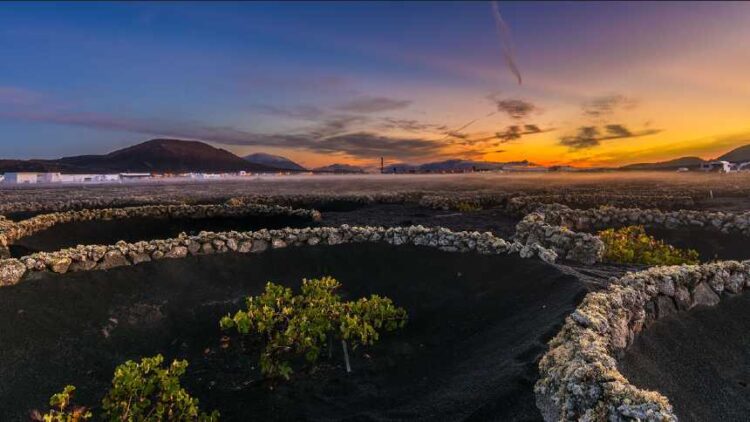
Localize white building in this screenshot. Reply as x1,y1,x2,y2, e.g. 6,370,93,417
37,172,62,183
3,172,40,184
700,161,736,173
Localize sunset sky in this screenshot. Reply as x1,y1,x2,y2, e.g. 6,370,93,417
1,1,749,168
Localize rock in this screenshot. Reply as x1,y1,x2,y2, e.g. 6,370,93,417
128,252,151,265
49,257,72,274
251,240,268,253
226,238,238,251
200,243,215,255
187,241,201,255
691,282,720,308
674,285,691,310
271,238,287,249
97,251,130,270
69,259,98,272
238,241,253,253
0,259,26,286
164,246,188,259
655,295,677,319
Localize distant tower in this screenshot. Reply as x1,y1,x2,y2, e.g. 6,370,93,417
380,157,384,174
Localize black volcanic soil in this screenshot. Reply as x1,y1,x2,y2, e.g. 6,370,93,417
619,293,750,422
0,244,586,421
644,227,749,261
9,215,313,257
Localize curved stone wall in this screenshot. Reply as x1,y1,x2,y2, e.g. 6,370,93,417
0,224,557,287
0,203,321,258
535,260,750,421
514,203,750,264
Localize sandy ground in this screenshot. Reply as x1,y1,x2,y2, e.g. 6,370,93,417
619,293,750,421
0,244,586,421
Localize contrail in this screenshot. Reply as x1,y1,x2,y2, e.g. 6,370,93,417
491,1,522,85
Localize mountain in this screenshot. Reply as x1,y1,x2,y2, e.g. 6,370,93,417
383,163,418,173
0,139,276,173
383,159,537,173
243,153,306,171
312,163,365,174
718,144,750,162
620,156,705,171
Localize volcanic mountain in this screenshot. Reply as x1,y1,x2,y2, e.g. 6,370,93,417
619,156,706,171
312,163,366,174
0,139,276,173
243,153,307,172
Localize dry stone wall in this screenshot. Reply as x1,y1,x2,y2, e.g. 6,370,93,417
0,225,557,287
0,203,321,259
535,260,750,421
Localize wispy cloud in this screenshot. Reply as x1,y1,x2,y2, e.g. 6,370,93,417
488,96,537,119
335,96,412,113
581,94,637,119
380,117,447,133
559,124,661,149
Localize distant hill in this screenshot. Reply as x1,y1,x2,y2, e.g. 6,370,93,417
383,159,537,173
312,164,365,174
243,153,306,172
718,144,750,162
0,139,276,173
620,156,705,171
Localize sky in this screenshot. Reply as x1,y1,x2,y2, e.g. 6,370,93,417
0,1,749,168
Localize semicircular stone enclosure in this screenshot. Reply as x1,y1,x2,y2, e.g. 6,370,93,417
1,192,749,421
0,241,585,420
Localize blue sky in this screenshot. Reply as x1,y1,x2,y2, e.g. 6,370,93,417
1,2,749,167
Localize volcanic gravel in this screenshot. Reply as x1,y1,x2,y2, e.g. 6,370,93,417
0,243,586,421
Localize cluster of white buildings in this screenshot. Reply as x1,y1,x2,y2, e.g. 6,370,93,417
0,171,264,185
1,172,151,184
696,161,750,173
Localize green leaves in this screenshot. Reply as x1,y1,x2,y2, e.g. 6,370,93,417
599,225,700,265
221,277,408,380
102,354,219,421
32,385,92,422
38,355,218,422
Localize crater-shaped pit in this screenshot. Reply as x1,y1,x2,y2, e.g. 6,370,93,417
619,292,750,421
0,243,584,420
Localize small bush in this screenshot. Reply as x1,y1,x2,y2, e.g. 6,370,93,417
598,225,699,265
31,385,92,422
36,355,218,422
455,201,482,212
220,276,407,380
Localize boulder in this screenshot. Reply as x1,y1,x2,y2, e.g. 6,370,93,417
691,282,720,308
97,251,130,270
49,257,72,274
164,246,188,259
0,259,26,286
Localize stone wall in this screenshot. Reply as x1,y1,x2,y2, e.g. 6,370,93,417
0,203,321,258
507,194,695,216
535,260,750,421
0,224,556,286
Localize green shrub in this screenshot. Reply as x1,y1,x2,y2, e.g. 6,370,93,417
598,225,700,265
36,355,218,422
32,385,92,422
455,201,482,212
220,276,408,380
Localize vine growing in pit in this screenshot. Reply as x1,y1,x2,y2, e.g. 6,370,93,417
220,276,408,380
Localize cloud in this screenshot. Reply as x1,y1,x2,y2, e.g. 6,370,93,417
495,123,552,143
335,96,412,113
312,132,445,159
380,117,447,133
559,124,661,149
489,97,537,119
305,115,369,138
0,86,43,106
252,104,327,120
582,95,637,118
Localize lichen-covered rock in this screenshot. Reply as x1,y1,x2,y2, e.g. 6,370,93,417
48,257,72,274
97,250,130,270
0,259,26,286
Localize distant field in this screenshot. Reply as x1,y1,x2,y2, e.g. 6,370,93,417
2,172,750,203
